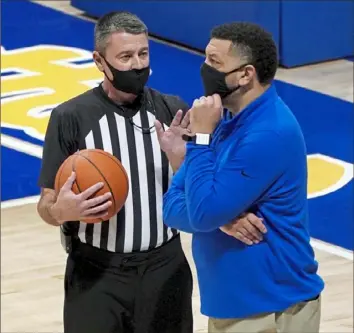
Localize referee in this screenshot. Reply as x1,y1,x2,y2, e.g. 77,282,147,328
37,11,193,333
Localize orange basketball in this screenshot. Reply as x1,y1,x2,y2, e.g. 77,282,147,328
54,149,129,223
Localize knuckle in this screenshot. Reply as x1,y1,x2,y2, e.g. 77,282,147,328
258,220,265,227
233,224,241,232
252,219,262,226
245,232,253,239
79,201,87,210
249,224,257,232
255,222,263,230
236,231,243,238
91,206,99,214
92,198,100,206
251,229,258,236
238,220,247,228
242,228,250,235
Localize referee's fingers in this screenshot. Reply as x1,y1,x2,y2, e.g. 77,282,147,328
170,109,183,127
84,192,112,209
154,120,164,139
61,172,76,191
79,182,105,200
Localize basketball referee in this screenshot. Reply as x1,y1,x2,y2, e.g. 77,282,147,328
36,11,194,333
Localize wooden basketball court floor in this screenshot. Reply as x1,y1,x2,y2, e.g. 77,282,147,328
1,1,353,332
2,201,353,332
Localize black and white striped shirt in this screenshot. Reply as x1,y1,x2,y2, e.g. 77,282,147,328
38,84,189,253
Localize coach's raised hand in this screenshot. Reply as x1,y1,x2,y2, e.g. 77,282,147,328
50,172,112,224
189,94,223,134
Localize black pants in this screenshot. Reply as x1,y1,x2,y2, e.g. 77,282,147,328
63,235,193,333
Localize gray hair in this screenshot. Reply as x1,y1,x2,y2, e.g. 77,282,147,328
94,11,148,54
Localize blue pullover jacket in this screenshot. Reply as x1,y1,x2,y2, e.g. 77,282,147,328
163,84,324,318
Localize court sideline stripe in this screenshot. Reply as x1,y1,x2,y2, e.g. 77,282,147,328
1,194,353,261
1,134,43,158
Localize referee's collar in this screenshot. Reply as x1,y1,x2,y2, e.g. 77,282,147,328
96,83,145,119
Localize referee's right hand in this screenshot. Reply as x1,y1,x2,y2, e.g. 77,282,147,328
51,172,112,224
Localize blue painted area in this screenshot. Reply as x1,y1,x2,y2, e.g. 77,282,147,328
309,181,353,250
1,0,353,250
1,0,95,50
275,81,353,164
1,146,42,201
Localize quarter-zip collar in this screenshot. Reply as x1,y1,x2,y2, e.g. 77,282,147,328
218,83,278,137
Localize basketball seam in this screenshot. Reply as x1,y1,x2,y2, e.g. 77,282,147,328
90,150,129,192
77,154,117,222
72,153,82,194
55,158,67,192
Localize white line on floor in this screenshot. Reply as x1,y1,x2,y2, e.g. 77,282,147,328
1,134,43,158
1,195,353,261
1,195,40,209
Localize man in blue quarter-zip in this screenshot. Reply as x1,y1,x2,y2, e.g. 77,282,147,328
162,22,325,333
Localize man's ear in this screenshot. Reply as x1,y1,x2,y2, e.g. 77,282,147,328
239,65,256,86
93,51,104,73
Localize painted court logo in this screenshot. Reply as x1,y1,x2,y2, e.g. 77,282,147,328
1,44,103,140
1,45,352,199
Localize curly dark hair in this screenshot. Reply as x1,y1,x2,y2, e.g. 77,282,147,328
211,22,278,85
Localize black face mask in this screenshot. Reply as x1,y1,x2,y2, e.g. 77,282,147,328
102,56,150,95
200,62,247,98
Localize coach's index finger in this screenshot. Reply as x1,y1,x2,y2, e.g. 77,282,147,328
212,94,222,109
154,119,164,139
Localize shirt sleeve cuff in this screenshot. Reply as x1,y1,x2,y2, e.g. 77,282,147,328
186,141,212,150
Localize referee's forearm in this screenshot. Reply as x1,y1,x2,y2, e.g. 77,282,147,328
37,189,61,227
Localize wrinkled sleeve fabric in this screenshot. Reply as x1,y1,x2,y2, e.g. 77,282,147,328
163,163,195,234
183,130,288,232
37,107,79,189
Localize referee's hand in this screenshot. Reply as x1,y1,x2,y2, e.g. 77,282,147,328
51,172,112,224
219,213,267,245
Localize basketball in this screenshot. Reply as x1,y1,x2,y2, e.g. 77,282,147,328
54,149,129,223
